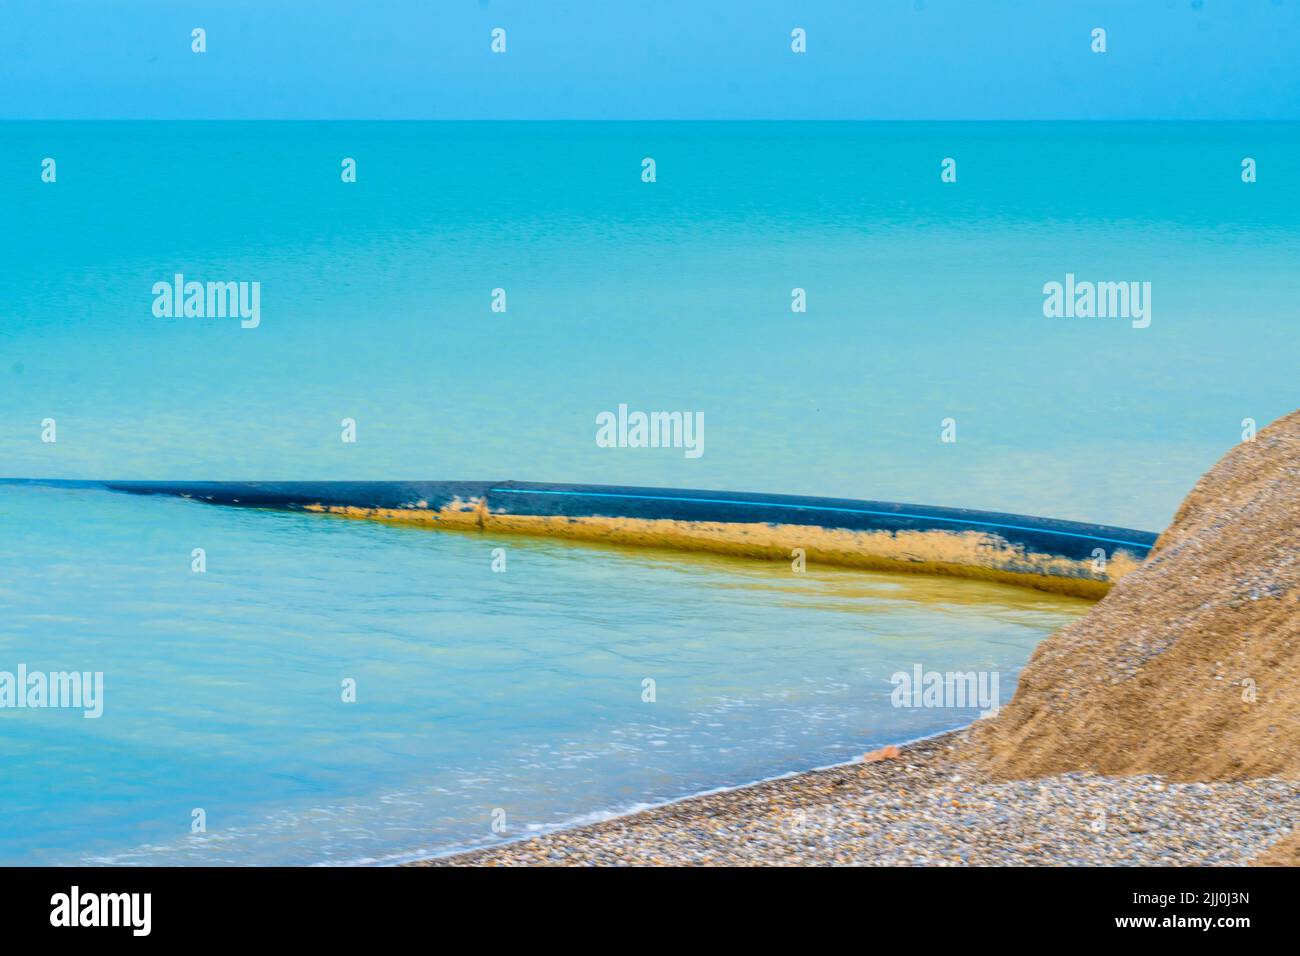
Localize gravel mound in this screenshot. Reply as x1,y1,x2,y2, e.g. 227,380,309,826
964,410,1300,782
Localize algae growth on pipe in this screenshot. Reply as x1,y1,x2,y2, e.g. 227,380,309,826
9,480,1156,598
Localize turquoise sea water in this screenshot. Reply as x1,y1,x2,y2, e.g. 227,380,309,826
0,483,1087,865
2,122,1297,528
0,122,1296,864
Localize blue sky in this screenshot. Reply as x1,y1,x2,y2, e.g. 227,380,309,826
1,1,1297,119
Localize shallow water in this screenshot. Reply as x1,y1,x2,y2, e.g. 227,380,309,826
0,484,1086,865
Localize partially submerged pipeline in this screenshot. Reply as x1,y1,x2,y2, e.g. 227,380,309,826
16,480,1157,599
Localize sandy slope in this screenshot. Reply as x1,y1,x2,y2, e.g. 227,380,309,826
964,410,1300,783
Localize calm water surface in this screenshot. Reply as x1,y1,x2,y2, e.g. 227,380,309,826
0,484,1087,864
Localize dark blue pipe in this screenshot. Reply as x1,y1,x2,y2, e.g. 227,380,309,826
4,478,1157,562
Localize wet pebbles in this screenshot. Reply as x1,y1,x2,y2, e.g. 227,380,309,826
415,731,1299,866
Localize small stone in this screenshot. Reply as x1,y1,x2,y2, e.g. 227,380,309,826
863,745,901,763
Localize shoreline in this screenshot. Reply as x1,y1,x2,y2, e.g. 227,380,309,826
414,728,1299,867
399,725,967,867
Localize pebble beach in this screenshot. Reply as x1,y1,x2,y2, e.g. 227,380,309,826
416,730,1300,866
